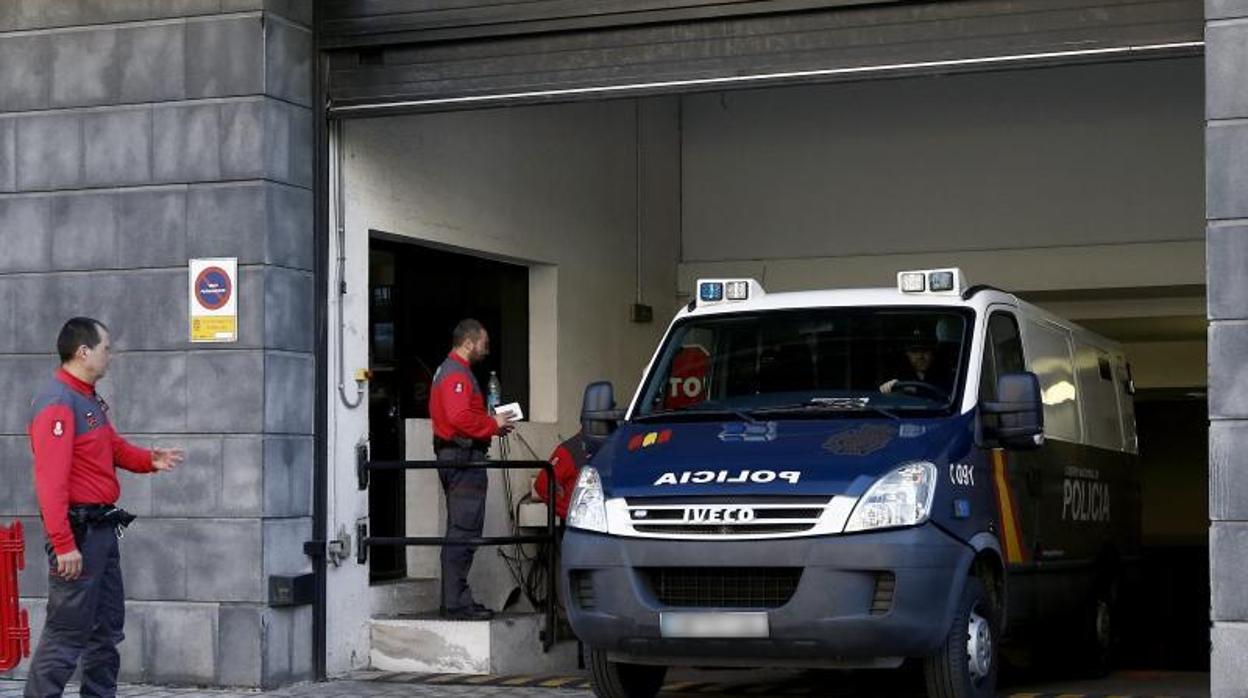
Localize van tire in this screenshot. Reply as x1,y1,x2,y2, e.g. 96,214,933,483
1072,577,1118,678
589,648,667,698
923,576,999,698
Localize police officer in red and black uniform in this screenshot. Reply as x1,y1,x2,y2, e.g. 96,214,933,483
429,319,513,620
534,431,592,520
25,318,184,698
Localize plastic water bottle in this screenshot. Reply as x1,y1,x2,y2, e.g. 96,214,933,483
487,371,502,414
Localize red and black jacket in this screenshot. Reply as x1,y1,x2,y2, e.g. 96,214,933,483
535,433,589,519
429,352,501,445
28,369,153,555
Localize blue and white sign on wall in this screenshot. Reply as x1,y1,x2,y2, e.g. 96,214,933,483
189,258,238,343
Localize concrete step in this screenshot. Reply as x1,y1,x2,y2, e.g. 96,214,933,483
369,612,579,675
371,577,440,617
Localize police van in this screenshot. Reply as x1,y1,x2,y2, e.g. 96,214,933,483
562,269,1139,698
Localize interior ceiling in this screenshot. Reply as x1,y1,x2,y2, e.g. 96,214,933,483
1075,315,1207,343
1019,285,1207,344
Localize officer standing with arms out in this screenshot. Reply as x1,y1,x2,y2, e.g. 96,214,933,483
25,318,184,698
429,319,513,620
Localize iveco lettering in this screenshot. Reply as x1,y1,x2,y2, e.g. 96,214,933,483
561,269,1140,698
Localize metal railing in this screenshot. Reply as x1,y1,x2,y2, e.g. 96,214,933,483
357,458,558,651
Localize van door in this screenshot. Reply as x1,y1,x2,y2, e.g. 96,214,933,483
1023,320,1104,620
979,309,1040,631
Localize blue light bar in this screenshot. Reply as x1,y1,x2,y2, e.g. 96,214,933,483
699,282,724,302
928,271,955,292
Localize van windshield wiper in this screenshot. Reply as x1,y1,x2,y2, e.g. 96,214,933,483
633,405,758,424
750,398,901,421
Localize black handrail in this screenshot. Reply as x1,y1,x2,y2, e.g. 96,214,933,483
357,458,558,651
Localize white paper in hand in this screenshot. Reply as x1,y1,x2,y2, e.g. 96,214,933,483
496,402,524,422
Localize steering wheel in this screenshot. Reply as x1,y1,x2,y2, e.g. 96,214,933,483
889,381,946,401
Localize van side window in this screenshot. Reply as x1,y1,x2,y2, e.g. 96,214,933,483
1074,342,1124,451
1098,355,1112,381
990,314,1025,375
978,343,995,402
1025,320,1081,442
981,312,1025,400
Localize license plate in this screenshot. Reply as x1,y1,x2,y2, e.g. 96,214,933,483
659,612,769,639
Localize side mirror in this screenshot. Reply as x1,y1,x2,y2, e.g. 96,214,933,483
581,381,623,451
981,372,1044,450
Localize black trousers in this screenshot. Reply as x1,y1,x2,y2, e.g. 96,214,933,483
25,525,124,698
436,447,488,610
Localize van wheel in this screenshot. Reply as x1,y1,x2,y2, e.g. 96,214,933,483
589,648,667,698
923,576,999,698
1073,578,1117,678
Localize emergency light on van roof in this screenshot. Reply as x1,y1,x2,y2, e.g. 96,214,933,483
897,268,967,296
695,279,765,306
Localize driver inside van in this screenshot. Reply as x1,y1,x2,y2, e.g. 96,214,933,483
879,329,952,399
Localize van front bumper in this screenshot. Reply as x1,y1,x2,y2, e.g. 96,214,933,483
560,524,973,666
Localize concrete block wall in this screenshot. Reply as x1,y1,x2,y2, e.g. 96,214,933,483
0,1,315,688
1208,2,1248,696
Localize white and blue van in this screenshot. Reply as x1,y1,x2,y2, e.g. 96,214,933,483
561,269,1140,698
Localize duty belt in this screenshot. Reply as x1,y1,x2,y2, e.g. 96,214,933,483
433,436,490,452
68,504,136,538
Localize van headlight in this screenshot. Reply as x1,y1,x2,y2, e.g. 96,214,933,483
844,462,938,532
567,466,608,533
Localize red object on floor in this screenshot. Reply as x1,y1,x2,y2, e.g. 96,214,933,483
0,520,30,672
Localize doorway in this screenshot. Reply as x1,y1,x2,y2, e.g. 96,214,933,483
367,236,531,581
1121,391,1209,669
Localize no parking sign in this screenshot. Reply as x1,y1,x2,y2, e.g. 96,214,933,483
189,258,238,343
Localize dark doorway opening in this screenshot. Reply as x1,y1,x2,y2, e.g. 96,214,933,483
367,235,530,582
1120,390,1209,670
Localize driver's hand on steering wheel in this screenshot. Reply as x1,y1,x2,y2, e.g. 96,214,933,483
879,379,899,393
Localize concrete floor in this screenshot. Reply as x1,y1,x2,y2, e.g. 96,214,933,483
1004,669,1209,696
2,669,1210,697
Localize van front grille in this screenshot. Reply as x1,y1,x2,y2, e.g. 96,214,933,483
632,523,812,535
624,497,831,538
642,567,801,609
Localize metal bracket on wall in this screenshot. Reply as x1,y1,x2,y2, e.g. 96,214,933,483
307,525,354,567
328,524,352,566
268,573,316,607
356,441,370,490
355,520,369,565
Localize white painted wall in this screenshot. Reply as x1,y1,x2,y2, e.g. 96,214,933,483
326,99,681,673
681,57,1203,262
676,242,1205,296
326,124,373,674
347,97,681,423
1121,340,1208,389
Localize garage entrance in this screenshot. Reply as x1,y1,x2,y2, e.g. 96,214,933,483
316,0,1208,688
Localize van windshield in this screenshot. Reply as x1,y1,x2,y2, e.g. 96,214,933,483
634,307,974,419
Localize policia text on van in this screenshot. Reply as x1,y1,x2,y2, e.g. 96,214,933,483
561,269,1139,698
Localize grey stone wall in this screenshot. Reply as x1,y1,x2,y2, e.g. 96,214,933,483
0,1,315,688
1209,2,1248,696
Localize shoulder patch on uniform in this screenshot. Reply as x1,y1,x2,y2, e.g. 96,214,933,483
52,420,64,437
454,382,464,394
